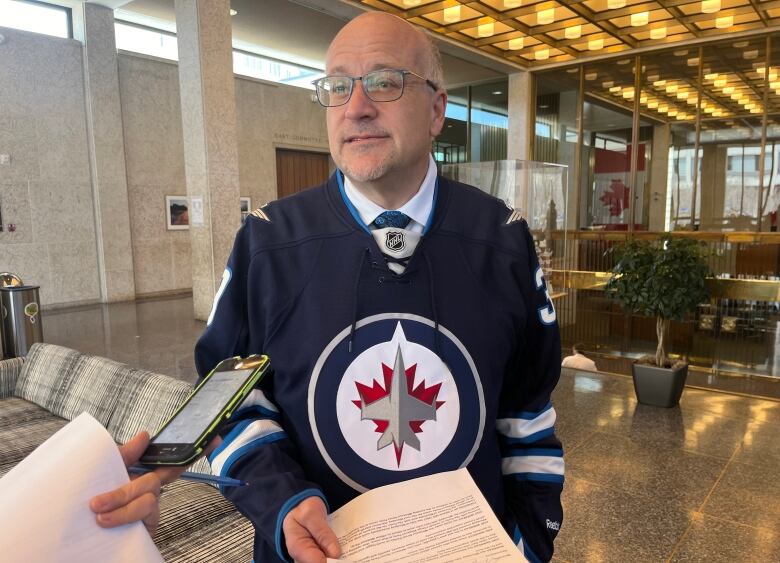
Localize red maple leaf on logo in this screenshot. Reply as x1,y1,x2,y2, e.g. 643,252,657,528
599,179,630,217
353,363,445,465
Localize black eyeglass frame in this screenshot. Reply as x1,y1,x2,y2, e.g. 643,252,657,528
312,69,439,107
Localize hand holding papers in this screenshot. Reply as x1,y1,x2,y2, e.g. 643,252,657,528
0,413,164,563
325,469,526,563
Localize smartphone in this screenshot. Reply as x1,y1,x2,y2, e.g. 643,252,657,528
140,354,270,466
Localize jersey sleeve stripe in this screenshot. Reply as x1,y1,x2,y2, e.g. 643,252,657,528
275,489,330,562
513,525,538,563
502,455,565,478
210,418,285,476
209,419,254,462
510,472,565,484
499,427,556,445
503,447,563,458
496,406,556,439
234,404,281,422
217,433,286,489
238,389,280,413
498,401,552,420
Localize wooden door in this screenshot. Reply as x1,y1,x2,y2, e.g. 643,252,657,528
276,149,331,199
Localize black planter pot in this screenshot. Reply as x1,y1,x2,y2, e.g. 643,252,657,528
631,362,688,408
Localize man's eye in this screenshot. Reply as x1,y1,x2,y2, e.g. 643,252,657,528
370,77,400,91
331,82,349,94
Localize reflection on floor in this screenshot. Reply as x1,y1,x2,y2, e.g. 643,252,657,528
40,296,780,562
593,353,780,400
43,294,204,383
552,369,780,562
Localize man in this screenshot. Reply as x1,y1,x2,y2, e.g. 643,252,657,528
91,12,564,563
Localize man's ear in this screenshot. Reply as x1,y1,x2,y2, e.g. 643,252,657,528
430,90,448,137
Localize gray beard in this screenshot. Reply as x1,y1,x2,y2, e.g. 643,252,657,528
339,159,392,183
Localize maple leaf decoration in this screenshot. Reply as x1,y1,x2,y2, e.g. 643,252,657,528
353,362,445,466
599,179,630,217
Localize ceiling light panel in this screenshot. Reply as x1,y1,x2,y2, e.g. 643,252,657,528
459,19,512,38
373,0,770,67
537,7,555,25
701,0,720,14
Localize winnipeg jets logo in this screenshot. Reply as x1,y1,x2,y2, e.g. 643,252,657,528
309,313,485,492
354,346,444,466
385,231,405,252
336,323,459,472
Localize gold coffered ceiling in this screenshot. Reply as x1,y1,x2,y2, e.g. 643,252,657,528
354,0,780,67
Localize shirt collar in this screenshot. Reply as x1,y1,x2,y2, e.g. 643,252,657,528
343,155,437,228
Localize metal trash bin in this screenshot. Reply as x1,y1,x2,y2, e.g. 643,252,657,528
1,273,43,358
0,273,23,360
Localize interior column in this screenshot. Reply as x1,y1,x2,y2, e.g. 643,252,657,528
174,0,242,321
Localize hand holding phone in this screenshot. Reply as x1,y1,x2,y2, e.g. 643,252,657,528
90,431,223,534
140,355,270,466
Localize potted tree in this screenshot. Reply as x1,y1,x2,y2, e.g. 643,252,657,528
606,235,710,407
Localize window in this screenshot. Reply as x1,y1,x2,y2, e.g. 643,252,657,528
114,21,324,90
470,107,508,129
0,0,70,39
232,50,322,90
593,134,627,152
445,102,468,121
726,149,774,173
115,22,178,61
535,122,551,138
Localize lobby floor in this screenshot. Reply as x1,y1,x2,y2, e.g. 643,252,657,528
40,295,780,562
43,294,204,383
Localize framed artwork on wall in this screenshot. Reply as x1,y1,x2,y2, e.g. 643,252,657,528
240,196,251,223
166,196,189,230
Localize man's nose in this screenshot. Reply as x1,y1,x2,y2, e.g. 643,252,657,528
343,80,377,120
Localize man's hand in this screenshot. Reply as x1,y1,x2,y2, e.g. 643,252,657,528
283,497,341,563
89,431,221,535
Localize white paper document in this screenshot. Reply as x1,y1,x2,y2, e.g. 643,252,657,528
326,468,526,563
0,412,163,563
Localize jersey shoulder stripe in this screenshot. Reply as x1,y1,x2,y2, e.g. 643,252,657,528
504,207,523,225
251,205,271,221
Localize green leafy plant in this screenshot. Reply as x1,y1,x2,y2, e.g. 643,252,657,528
605,236,710,368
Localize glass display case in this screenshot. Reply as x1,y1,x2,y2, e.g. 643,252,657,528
443,160,780,382
441,160,572,298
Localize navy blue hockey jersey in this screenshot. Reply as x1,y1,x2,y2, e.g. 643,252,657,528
195,172,564,562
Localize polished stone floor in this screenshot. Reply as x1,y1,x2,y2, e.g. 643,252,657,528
42,294,204,382
39,296,780,562
552,371,780,562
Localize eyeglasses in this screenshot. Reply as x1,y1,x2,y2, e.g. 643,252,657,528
312,69,438,107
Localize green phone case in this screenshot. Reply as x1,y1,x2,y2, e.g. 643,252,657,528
142,354,270,466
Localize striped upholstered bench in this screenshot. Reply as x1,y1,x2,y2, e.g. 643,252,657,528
0,342,253,562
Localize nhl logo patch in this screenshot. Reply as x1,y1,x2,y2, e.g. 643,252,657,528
308,313,486,493
385,231,405,252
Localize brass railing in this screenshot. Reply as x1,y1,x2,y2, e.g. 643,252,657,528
550,270,780,302
540,230,780,281
550,231,780,244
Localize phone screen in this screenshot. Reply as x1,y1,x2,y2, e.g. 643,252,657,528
152,368,254,444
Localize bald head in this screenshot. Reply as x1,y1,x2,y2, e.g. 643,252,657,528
327,11,444,90
323,10,448,206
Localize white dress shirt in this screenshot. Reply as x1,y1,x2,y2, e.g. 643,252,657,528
343,154,437,234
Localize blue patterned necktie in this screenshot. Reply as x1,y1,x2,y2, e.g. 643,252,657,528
373,210,411,229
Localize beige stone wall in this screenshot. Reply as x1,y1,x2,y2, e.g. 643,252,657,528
235,77,330,208
0,30,328,306
117,54,190,296
0,27,101,307
118,53,329,298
